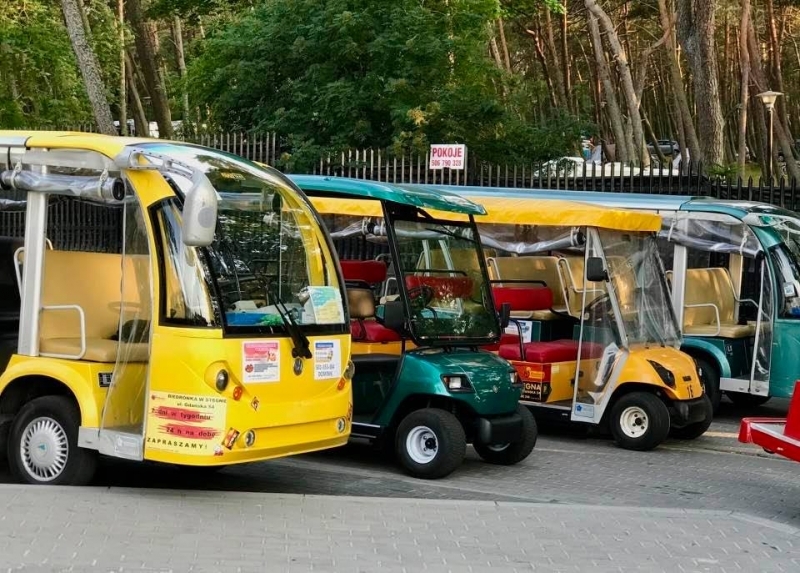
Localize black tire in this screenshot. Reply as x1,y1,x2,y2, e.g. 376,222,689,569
727,392,771,408
695,358,721,413
7,395,97,485
609,392,671,451
670,394,713,440
473,405,538,465
395,408,466,479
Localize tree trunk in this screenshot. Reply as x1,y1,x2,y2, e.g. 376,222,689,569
172,16,190,124
675,0,724,167
544,8,568,109
585,0,648,166
765,0,790,138
747,18,800,181
126,51,149,137
526,26,560,109
657,0,699,167
126,0,173,139
586,11,630,162
60,0,116,135
561,1,571,112
118,0,127,135
497,17,512,72
737,0,750,176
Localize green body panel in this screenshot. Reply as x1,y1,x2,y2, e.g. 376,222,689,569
767,319,800,398
371,349,521,428
680,338,733,379
288,174,486,215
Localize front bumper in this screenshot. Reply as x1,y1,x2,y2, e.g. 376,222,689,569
474,412,523,445
670,397,709,427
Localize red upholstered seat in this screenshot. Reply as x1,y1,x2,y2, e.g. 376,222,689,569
350,320,402,343
482,332,521,352
405,275,473,298
498,339,606,363
340,260,388,284
492,286,553,312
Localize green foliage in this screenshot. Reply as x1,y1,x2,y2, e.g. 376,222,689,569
188,0,584,169
0,0,121,129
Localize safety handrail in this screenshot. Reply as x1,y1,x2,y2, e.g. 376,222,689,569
13,240,53,296
38,304,87,360
683,302,722,337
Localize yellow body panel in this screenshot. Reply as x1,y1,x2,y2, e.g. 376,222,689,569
352,340,416,355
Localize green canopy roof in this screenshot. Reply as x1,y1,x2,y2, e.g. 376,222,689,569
288,175,486,216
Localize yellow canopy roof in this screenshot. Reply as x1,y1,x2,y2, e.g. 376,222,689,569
310,195,661,232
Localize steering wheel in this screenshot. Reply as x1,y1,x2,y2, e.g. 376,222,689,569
583,292,614,325
407,285,435,312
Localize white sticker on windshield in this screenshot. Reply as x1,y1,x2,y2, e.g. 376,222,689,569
242,340,280,383
314,340,342,381
305,286,345,325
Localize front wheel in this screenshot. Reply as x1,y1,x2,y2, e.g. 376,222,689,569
7,396,97,485
396,408,466,479
695,358,721,413
670,395,713,440
609,392,670,451
473,405,538,465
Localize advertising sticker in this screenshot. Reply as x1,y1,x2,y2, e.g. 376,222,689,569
242,340,280,383
314,339,342,380
145,391,227,456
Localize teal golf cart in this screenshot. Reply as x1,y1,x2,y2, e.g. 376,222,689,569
290,175,537,479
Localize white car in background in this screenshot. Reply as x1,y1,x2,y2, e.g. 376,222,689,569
534,155,680,178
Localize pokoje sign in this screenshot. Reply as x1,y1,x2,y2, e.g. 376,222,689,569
430,144,466,170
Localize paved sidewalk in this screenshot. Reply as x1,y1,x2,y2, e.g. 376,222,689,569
1,485,799,572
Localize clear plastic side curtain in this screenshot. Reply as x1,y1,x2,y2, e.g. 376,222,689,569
99,196,153,459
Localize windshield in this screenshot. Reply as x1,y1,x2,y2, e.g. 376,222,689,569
766,219,800,318
392,217,499,343
141,143,346,335
597,230,680,347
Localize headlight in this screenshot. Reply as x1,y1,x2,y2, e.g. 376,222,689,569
510,370,522,387
647,359,675,388
441,374,474,393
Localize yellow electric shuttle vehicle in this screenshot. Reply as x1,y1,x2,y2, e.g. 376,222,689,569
443,192,712,450
0,132,352,485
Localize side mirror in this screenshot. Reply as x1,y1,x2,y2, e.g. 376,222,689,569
499,302,511,329
182,171,218,247
382,300,405,333
585,256,609,282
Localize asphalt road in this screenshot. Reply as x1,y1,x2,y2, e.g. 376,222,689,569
2,396,797,526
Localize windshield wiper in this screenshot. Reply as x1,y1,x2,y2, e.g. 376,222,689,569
273,292,312,359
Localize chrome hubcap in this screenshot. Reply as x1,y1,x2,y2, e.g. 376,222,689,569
406,426,438,464
20,417,69,482
619,406,649,439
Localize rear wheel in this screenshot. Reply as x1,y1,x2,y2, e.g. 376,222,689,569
8,396,97,486
670,394,713,440
396,408,466,479
727,392,771,408
609,392,670,451
695,358,721,413
473,405,538,465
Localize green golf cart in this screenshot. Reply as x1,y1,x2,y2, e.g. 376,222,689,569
292,175,537,479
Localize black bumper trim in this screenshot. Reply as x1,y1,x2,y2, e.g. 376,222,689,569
476,412,523,445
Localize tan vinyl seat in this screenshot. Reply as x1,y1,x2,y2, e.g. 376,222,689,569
672,268,755,338
488,256,567,320
38,250,150,362
557,256,608,318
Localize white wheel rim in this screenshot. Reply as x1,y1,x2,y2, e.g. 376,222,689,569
19,416,69,482
619,406,649,439
406,425,438,464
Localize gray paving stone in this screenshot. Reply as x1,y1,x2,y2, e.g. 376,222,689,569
1,485,800,572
